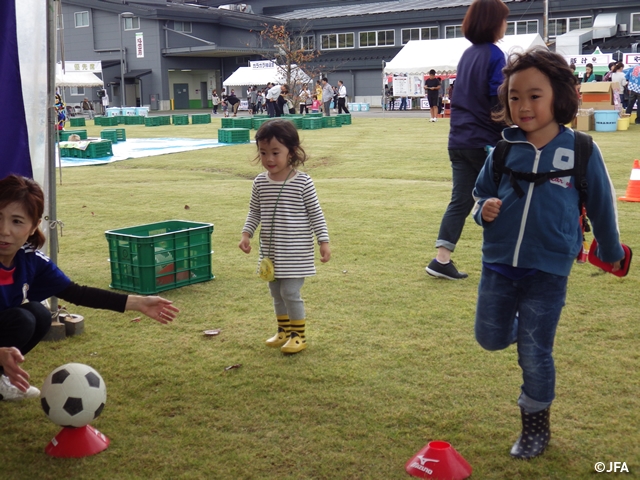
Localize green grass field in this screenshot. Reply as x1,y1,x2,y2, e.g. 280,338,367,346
1,116,639,479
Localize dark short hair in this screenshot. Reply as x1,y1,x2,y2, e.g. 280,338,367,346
254,119,307,168
462,0,510,44
494,47,579,126
429,69,436,75
0,174,46,248
322,77,328,82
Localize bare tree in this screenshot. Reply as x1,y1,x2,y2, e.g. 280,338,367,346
258,22,325,110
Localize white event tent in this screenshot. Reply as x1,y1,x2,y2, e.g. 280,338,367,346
223,64,311,88
55,63,104,87
384,34,547,75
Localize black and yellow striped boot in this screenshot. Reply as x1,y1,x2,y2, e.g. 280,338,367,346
265,315,290,348
281,319,306,354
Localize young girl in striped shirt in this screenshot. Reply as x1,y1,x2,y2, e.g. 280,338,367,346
239,120,330,354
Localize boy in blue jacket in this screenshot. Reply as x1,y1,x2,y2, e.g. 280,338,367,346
472,48,624,460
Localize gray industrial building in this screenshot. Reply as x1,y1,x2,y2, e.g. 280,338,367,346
59,0,640,110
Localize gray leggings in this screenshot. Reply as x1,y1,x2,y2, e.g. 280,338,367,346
268,278,305,320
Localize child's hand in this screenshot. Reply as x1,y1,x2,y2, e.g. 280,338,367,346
239,234,251,254
319,242,331,263
482,198,502,222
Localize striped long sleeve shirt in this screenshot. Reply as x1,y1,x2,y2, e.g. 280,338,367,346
242,171,329,278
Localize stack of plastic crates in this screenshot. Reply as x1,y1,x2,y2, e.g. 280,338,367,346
306,113,323,118
59,130,87,141
105,220,214,295
145,116,161,127
218,128,251,144
70,118,86,127
336,114,352,125
231,117,253,129
221,117,235,128
60,139,113,158
172,114,190,125
322,116,341,128
93,116,105,126
285,115,304,129
192,114,211,124
158,115,171,125
115,115,126,125
125,115,145,125
302,117,324,130
101,129,119,143
252,117,272,130
102,116,119,127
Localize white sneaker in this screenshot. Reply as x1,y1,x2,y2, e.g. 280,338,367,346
0,374,40,401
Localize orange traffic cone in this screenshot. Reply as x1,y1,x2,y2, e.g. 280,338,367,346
405,441,472,479
619,159,640,202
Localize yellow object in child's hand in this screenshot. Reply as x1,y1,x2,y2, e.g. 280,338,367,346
259,257,275,282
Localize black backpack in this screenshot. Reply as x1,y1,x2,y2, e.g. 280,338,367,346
491,130,593,214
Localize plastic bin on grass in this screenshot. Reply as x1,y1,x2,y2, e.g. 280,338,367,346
302,117,324,130
192,114,211,124
69,118,85,127
253,117,272,130
105,220,214,295
336,114,352,125
322,116,341,128
60,139,113,159
594,110,619,132
172,114,189,125
218,128,250,144
100,129,119,144
230,117,253,129
59,130,87,141
145,116,161,127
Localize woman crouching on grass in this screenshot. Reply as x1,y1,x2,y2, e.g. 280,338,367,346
0,174,179,401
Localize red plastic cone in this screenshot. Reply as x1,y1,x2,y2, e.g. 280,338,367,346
619,159,640,202
405,441,472,480
45,425,110,458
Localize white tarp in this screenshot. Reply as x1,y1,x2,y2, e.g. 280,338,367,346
223,65,311,88
384,34,547,75
55,63,104,87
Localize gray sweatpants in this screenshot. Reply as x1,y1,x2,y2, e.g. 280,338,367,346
268,278,305,320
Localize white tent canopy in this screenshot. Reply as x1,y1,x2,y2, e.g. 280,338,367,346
223,64,311,88
55,64,103,87
384,34,547,75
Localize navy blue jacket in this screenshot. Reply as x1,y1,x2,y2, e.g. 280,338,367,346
473,127,624,276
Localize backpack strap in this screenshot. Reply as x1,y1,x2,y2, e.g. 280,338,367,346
573,130,593,210
492,140,511,188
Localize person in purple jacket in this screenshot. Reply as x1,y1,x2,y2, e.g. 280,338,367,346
473,48,624,460
426,0,509,280
0,175,179,401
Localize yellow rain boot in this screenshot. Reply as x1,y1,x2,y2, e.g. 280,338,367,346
265,315,290,348
281,319,306,354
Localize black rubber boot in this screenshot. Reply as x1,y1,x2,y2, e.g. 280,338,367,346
510,407,551,459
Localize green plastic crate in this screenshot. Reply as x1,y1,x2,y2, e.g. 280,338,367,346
59,130,87,141
302,117,324,130
253,114,269,119
285,115,303,129
145,116,161,127
158,115,171,125
192,114,211,124
105,220,214,294
306,112,323,118
221,117,234,128
69,118,86,127
115,115,126,124
102,116,119,126
124,115,145,125
60,139,113,158
322,116,341,128
94,116,105,126
336,114,352,125
230,117,253,129
172,114,189,125
252,117,272,130
101,129,119,143
218,128,251,144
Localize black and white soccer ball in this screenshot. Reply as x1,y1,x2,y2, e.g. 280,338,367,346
41,363,107,428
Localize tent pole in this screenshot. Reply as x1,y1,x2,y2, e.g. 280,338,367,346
382,60,385,117
47,0,60,315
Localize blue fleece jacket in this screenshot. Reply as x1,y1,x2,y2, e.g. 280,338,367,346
473,127,623,276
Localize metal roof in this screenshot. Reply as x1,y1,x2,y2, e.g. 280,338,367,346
273,0,482,20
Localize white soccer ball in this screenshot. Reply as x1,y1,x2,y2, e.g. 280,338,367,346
41,363,107,428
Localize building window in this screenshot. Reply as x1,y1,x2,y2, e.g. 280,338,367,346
295,35,316,51
445,25,462,39
506,20,538,35
548,16,592,37
321,33,354,50
359,30,394,47
74,11,89,28
401,27,438,44
70,87,85,96
632,13,640,33
174,21,192,33
124,17,140,31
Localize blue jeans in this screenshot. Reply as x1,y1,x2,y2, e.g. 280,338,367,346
435,148,487,251
475,266,568,411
